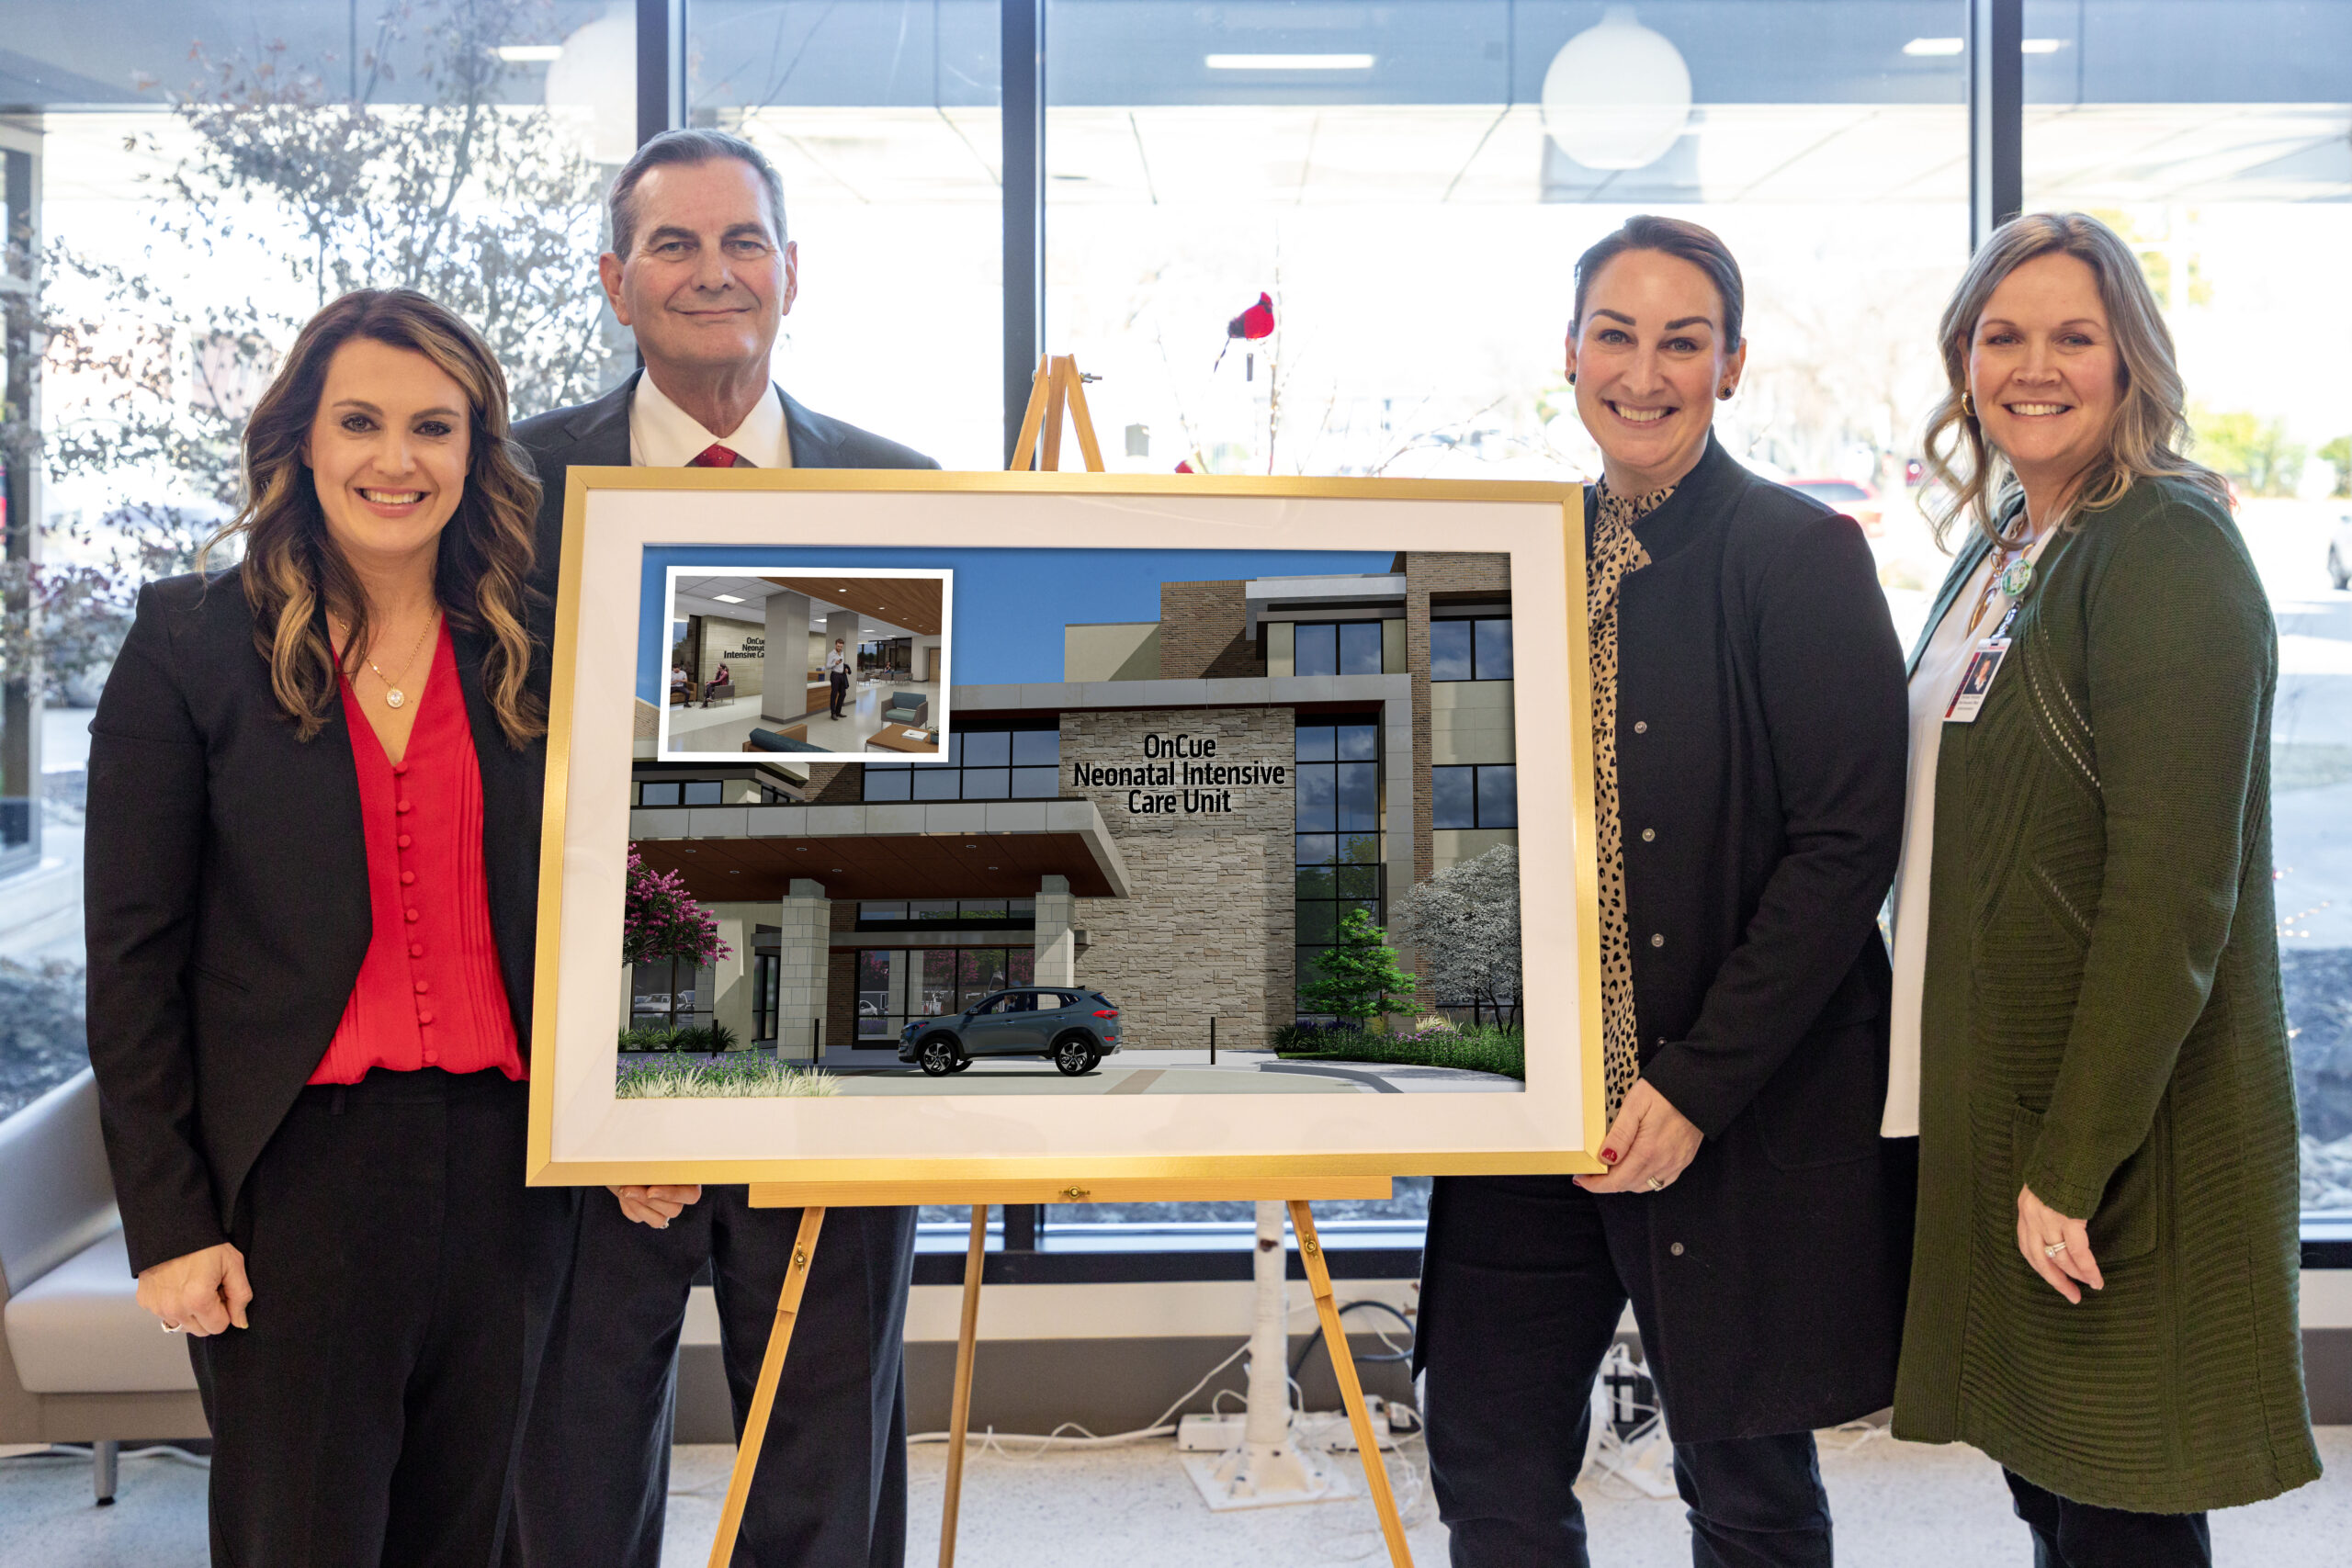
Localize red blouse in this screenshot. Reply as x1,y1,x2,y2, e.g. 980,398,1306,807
310,626,526,1085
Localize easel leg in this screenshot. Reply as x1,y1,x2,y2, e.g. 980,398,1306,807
938,1204,989,1568
707,1207,828,1568
1288,1200,1416,1568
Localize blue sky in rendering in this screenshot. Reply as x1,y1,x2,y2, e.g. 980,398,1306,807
635,545,1394,701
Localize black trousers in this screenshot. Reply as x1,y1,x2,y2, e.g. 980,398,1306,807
188,1068,571,1568
828,671,849,718
1420,1176,1832,1568
510,1187,916,1568
2005,1471,2211,1568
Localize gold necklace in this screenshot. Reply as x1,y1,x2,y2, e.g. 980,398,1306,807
366,610,440,710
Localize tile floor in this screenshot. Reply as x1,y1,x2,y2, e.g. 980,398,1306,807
5,1427,2343,1567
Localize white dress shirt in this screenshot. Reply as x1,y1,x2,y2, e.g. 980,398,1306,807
628,373,794,469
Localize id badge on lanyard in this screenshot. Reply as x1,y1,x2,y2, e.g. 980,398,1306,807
1946,604,2019,724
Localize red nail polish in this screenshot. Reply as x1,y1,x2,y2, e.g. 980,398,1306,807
1601,1148,1619,1163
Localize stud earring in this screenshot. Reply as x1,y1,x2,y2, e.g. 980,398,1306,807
1567,372,1577,385
1717,385,1734,400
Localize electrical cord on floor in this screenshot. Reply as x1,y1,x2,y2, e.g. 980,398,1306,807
671,1297,1415,1495
1288,1298,1416,1381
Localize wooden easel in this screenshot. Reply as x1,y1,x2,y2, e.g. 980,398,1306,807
704,357,1419,1568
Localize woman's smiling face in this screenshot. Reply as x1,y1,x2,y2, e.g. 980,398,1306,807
304,337,472,573
1566,249,1745,496
1966,250,2123,510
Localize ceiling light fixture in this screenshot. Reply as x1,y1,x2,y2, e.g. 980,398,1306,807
1204,53,1375,71
1541,6,1691,171
1903,37,1963,55
2021,39,2067,53
712,593,745,604
544,2,635,164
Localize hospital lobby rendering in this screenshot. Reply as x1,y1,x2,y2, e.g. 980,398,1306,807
625,552,1518,1057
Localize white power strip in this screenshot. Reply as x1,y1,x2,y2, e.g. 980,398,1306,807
1176,1398,1415,1453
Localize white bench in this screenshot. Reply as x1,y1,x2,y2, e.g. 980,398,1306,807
0,1069,208,1501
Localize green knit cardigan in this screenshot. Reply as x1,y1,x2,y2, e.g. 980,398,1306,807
1889,476,2321,1511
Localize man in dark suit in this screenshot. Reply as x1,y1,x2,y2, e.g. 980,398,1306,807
508,128,931,1568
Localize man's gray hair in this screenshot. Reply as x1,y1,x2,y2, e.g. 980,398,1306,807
608,129,788,259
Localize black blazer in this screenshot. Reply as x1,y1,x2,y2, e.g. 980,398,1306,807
511,371,940,617
85,570,549,1275
1594,434,1915,1440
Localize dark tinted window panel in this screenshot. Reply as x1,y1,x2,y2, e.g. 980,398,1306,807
1296,865,1336,900
1430,620,1472,682
1012,728,1060,765
1337,832,1381,865
1339,621,1383,675
1334,761,1378,829
1477,764,1519,829
862,766,910,801
962,768,1011,799
1433,766,1475,829
1295,833,1337,866
1475,619,1514,680
945,731,965,764
1295,724,1335,762
912,767,962,800
1338,722,1377,761
1297,904,1338,944
1012,766,1059,797
684,780,724,805
963,730,1012,766
1295,623,1338,677
862,902,907,919
640,782,682,806
1336,864,1380,899
1295,763,1335,830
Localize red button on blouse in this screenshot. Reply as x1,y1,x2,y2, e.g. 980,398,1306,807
311,627,525,1086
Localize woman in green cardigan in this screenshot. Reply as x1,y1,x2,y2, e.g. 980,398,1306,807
1888,211,2319,1563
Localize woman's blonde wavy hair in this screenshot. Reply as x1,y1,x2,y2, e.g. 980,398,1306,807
1921,211,2230,549
206,289,544,746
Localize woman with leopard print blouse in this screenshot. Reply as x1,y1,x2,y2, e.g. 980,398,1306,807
1416,216,1916,1568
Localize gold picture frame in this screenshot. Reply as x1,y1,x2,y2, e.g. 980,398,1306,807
526,468,1602,1188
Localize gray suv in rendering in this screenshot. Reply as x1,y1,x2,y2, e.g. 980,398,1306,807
899,988,1122,1077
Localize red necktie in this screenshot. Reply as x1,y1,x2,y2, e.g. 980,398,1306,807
689,444,744,468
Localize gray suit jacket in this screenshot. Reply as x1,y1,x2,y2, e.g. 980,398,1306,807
511,369,940,616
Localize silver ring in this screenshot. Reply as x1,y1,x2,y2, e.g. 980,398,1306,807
1645,1177,1664,1192
2043,1242,2068,1258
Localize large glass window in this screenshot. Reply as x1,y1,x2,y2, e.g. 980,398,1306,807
863,724,1062,800
1432,762,1518,830
1295,715,1383,1015
1293,619,1386,677
1430,615,1514,682
689,0,1003,468
2020,1,2352,1221
1046,1,1967,482
857,946,1036,1039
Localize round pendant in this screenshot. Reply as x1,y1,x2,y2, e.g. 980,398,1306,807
1998,558,2034,599
385,689,406,709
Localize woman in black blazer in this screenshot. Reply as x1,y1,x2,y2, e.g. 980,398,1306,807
85,289,577,1566
1416,219,1916,1567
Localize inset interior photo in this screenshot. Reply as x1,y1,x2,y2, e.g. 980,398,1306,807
650,569,951,761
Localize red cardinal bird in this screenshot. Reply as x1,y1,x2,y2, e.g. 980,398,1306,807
1212,291,1276,375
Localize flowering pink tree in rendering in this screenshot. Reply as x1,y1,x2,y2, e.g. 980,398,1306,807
622,849,731,969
